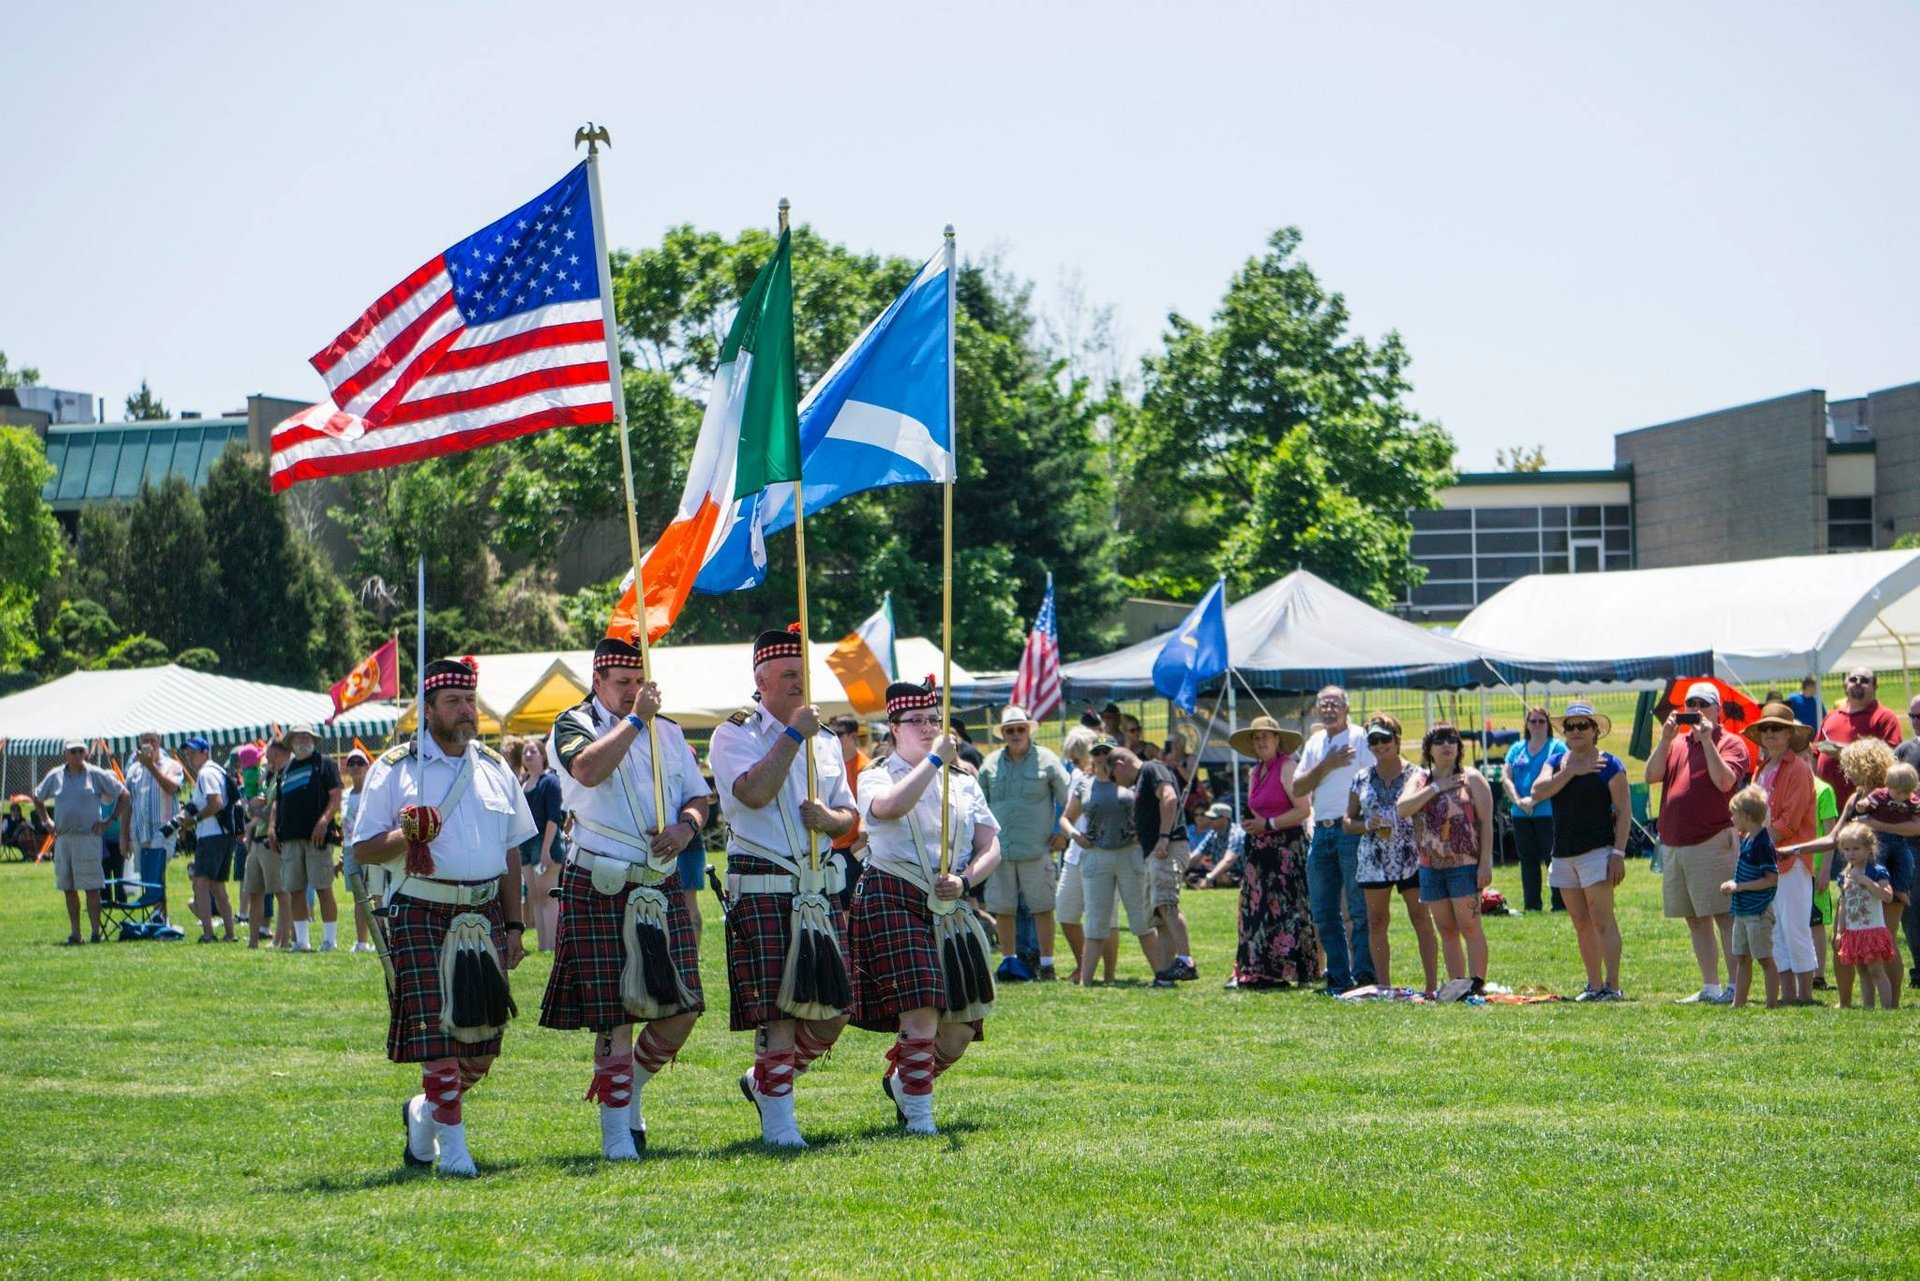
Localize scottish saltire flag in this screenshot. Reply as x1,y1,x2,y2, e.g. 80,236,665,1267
1009,575,1062,721
275,164,614,491
693,245,954,592
606,230,795,641
1153,579,1230,713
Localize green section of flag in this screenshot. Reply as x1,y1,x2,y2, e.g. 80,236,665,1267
729,228,800,499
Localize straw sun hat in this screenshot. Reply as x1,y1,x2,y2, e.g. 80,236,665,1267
1228,715,1303,757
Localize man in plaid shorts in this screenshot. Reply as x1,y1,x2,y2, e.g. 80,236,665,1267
349,656,535,1178
539,636,711,1161
707,624,858,1149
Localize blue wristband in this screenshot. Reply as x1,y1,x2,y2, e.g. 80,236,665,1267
626,713,645,731
927,752,944,769
784,725,806,745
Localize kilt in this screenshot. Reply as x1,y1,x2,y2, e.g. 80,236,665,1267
725,852,851,1031
385,888,508,1064
540,859,704,1032
847,864,984,1037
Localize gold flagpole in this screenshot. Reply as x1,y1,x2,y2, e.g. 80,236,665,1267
939,224,956,873
580,122,668,829
782,197,821,871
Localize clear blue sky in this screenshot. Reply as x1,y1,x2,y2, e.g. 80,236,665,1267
5,1,1915,469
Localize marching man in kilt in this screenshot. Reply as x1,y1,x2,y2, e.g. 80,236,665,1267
540,636,711,1160
349,656,536,1178
851,677,1004,1136
707,624,859,1148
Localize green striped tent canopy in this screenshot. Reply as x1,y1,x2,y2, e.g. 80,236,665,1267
0,664,399,758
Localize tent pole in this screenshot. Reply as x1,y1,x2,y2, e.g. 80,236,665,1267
1227,677,1241,819
1874,612,1911,703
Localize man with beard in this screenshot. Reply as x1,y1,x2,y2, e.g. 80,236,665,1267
350,657,535,1177
707,625,858,1148
541,636,711,1160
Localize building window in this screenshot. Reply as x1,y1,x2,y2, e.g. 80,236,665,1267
1828,497,1874,551
1406,503,1633,614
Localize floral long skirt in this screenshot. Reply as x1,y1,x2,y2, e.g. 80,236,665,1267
1233,825,1320,987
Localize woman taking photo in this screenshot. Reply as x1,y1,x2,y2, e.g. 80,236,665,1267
1528,702,1629,1000
1223,716,1317,990
1503,707,1563,913
1399,724,1494,994
1344,715,1438,995
1063,738,1155,984
518,737,566,952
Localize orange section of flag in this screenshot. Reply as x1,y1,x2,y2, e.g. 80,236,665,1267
607,495,726,644
328,637,400,722
825,632,890,716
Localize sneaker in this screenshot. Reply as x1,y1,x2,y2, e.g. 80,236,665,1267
289,943,314,954
1151,968,1177,989
1710,987,1735,1004
352,942,375,954
1222,977,1240,991
1594,987,1625,1002
1036,964,1058,982
1169,959,1199,982
1573,986,1599,1002
320,941,338,953
1675,989,1712,1004
1812,976,1830,991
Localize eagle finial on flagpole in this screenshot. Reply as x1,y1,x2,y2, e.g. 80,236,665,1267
574,122,610,154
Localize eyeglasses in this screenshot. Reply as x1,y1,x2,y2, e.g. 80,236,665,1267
895,715,941,727
1430,734,1461,746
1685,699,1712,709
1756,725,1788,735
1525,718,1548,725
1847,676,1874,685
1002,726,1029,735
1562,721,1596,733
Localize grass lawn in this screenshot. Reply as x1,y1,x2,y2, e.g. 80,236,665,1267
1,855,1914,1277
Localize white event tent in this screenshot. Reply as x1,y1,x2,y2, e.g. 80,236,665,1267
1455,549,1920,686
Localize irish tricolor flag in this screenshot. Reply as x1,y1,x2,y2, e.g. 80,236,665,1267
824,596,898,715
609,230,798,641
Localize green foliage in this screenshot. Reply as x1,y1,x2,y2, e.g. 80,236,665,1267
0,428,62,667
48,599,118,669
1893,531,1920,551
123,379,168,421
173,646,221,672
0,349,39,389
1117,228,1455,607
1495,443,1548,473
123,476,218,653
104,634,170,669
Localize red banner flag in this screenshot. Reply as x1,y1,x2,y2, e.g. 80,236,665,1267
328,637,399,723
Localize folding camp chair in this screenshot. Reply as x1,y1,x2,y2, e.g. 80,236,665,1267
1628,782,1659,867
99,874,184,941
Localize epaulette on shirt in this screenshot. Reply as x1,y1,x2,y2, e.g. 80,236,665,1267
726,707,755,727
378,743,412,767
473,741,504,765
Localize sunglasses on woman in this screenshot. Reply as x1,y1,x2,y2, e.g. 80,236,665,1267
1430,734,1461,746
1562,721,1596,733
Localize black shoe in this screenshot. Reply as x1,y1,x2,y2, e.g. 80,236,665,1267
1169,960,1199,982
1151,968,1177,988
882,1072,906,1126
630,1123,647,1152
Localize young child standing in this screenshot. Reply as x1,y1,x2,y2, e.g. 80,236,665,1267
1721,787,1781,1009
1851,760,1917,1008
1830,821,1897,1009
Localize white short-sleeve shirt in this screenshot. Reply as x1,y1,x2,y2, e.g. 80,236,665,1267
858,754,1000,880
1297,724,1374,824
350,736,535,882
549,698,707,864
707,704,853,860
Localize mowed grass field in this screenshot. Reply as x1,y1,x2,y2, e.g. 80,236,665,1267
1,856,1915,1278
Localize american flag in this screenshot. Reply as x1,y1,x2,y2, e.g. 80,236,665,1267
1009,575,1062,722
271,162,614,492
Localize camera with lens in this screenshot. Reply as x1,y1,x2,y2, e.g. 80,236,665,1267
167,801,201,853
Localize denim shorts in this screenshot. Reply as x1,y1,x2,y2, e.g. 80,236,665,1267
1418,863,1479,903
1878,838,1914,899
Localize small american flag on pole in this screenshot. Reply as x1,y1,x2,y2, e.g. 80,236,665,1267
271,162,614,491
1009,574,1062,722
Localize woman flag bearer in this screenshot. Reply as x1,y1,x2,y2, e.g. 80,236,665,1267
539,636,711,1160
350,656,536,1178
849,677,1003,1136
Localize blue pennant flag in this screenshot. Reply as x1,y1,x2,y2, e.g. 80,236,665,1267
1152,579,1230,713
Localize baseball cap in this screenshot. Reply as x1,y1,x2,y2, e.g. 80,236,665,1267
182,735,211,752
1206,802,1233,819
1684,682,1721,706
63,738,87,752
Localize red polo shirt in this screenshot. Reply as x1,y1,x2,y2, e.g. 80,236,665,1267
1814,702,1904,807
1656,726,1751,847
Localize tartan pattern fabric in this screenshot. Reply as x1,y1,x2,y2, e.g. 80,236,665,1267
539,860,703,1032
723,852,850,1031
847,865,945,1032
384,889,507,1063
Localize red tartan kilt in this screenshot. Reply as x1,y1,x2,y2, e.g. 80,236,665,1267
385,889,507,1063
539,860,703,1032
848,864,946,1032
724,852,851,1031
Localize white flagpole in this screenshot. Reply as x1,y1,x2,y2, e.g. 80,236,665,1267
415,555,426,743
580,123,667,828
939,224,956,873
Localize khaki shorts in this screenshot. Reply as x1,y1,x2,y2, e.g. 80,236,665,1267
1661,830,1736,919
1081,846,1152,939
1056,858,1086,925
1150,841,1189,924
984,855,1056,915
54,833,105,892
243,843,281,895
278,839,335,895
1730,908,1775,960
